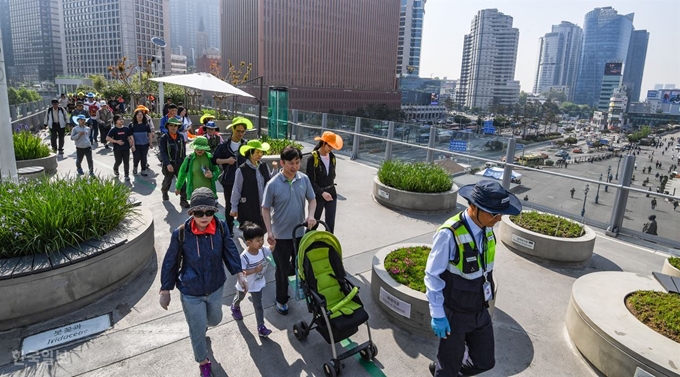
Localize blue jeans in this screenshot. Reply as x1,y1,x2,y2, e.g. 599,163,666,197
88,120,99,143
232,290,264,327
180,285,224,363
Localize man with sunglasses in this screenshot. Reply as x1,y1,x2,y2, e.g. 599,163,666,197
425,180,521,377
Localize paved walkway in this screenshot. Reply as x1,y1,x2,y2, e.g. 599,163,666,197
0,134,675,377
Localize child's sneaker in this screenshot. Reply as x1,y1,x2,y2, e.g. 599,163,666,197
257,324,272,338
231,305,243,320
275,302,288,315
199,359,212,377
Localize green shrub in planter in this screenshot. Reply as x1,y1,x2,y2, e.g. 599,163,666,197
670,257,680,270
626,290,680,343
378,160,452,193
13,131,51,161
510,211,584,238
259,135,303,155
544,159,555,166
469,167,481,175
384,245,430,293
0,176,135,257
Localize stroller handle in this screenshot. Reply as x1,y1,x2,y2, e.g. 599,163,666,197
291,220,328,239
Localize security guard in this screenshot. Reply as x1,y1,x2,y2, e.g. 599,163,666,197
425,180,521,376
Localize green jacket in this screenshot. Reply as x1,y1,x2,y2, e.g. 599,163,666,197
176,152,220,197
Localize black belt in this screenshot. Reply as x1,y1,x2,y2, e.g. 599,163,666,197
320,184,335,190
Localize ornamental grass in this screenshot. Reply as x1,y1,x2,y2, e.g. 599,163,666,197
669,257,680,270
378,160,452,193
510,211,584,238
626,290,680,343
259,135,303,155
384,245,430,293
13,130,51,161
0,176,135,257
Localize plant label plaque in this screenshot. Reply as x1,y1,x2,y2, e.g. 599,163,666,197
634,367,655,377
377,189,390,199
379,287,411,318
511,234,535,250
21,314,112,355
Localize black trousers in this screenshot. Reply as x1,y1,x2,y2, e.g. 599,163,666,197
75,147,93,172
273,237,301,305
113,148,130,176
434,308,495,377
99,124,111,144
221,183,235,233
132,144,150,171
50,124,65,152
161,164,187,201
313,194,337,233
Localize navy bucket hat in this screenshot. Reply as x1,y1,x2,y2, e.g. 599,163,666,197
459,180,522,215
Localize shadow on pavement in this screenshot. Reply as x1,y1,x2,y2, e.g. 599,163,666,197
491,308,535,376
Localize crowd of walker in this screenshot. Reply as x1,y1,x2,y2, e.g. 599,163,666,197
52,97,680,376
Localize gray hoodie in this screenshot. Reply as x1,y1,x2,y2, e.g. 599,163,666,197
70,123,92,149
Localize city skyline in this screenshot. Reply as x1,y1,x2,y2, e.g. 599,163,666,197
419,0,679,101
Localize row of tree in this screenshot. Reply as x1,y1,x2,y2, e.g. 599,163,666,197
7,87,42,105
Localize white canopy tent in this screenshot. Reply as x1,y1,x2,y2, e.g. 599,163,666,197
149,72,255,98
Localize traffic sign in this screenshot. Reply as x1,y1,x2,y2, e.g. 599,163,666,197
449,140,467,152
516,143,525,150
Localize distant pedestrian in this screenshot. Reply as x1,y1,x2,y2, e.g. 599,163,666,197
70,115,94,176
43,99,69,155
651,198,657,210
674,200,679,211
106,115,135,181
642,215,658,235
570,188,575,199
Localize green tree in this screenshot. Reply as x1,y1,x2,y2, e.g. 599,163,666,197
518,91,528,106
564,137,578,145
444,97,455,112
90,74,108,92
7,87,20,105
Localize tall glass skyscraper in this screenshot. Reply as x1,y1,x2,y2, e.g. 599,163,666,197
0,0,14,72
397,0,426,77
623,29,649,103
573,7,633,107
533,21,582,99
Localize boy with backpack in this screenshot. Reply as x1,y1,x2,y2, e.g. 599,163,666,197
43,99,69,155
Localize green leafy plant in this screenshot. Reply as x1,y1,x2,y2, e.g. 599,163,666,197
201,109,229,121
384,246,430,293
510,211,584,238
378,160,452,193
544,159,555,166
469,167,481,175
669,257,680,270
259,135,303,155
0,176,136,257
13,131,51,161
626,290,680,343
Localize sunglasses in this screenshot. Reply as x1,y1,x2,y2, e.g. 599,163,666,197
193,210,215,218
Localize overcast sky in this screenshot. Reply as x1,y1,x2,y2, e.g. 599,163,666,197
419,0,680,101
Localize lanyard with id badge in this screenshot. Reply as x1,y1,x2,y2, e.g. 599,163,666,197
480,231,493,302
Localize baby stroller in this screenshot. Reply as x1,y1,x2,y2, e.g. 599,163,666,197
291,222,377,377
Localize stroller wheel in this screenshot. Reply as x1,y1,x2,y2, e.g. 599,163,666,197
360,343,378,361
293,321,308,341
323,360,338,377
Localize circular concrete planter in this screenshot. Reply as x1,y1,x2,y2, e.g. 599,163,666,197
371,243,496,337
566,272,680,377
372,177,458,214
661,258,680,277
499,212,596,263
16,153,58,174
0,209,155,330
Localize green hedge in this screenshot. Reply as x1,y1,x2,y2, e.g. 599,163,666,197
378,160,452,193
0,176,135,257
259,135,303,155
510,211,584,238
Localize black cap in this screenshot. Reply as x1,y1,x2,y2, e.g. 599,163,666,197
51,99,59,104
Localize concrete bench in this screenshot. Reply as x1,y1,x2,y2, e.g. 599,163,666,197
17,166,45,179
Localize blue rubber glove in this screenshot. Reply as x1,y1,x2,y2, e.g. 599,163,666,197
431,317,450,338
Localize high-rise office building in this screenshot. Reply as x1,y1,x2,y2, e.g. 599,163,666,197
62,0,170,77
397,0,426,77
597,62,624,111
0,0,14,76
573,7,634,107
455,9,520,110
533,21,582,99
220,0,401,112
169,0,220,67
8,0,64,83
622,29,649,103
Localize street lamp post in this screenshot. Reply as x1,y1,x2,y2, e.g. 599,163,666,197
595,173,602,203
605,166,611,192
581,184,590,217
615,155,623,180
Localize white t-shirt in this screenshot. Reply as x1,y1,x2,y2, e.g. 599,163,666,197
235,246,272,292
320,154,330,173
